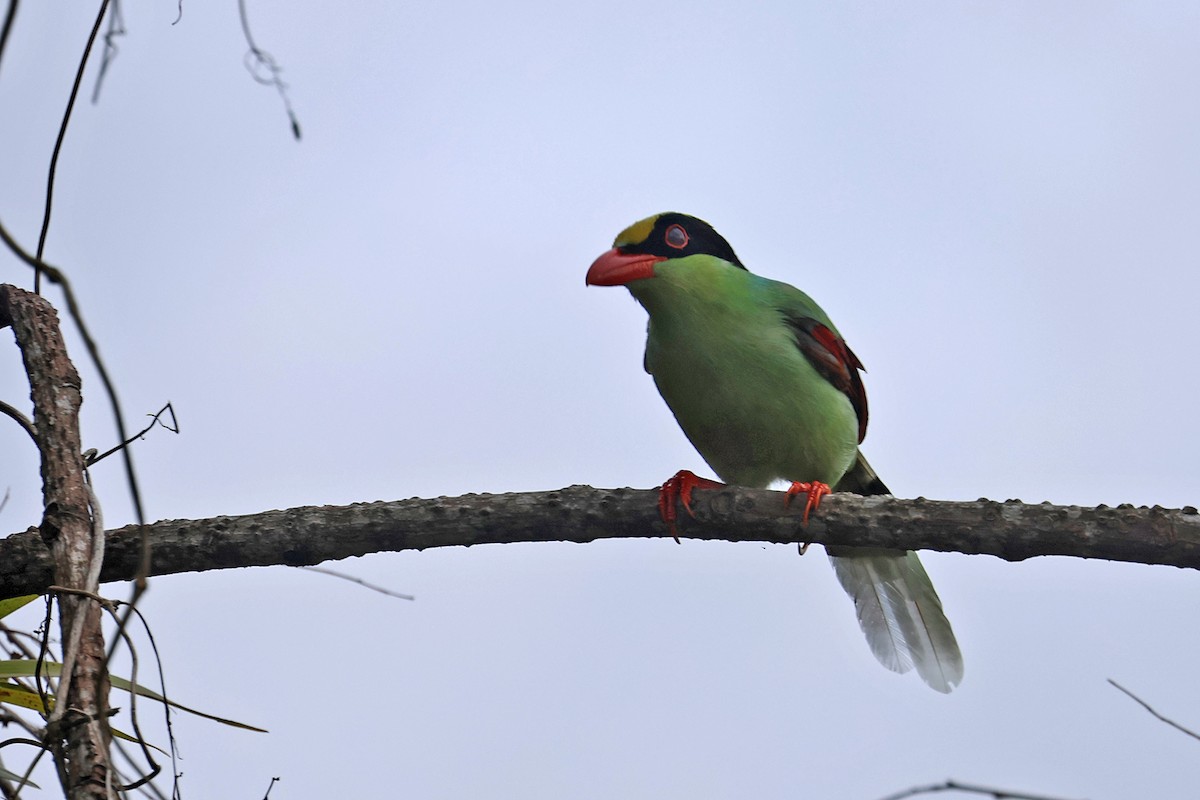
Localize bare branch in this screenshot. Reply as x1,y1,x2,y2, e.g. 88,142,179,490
877,779,1082,800
1108,678,1200,742
1,485,1197,598
0,218,64,279
0,285,112,798
85,402,178,466
0,399,36,445
300,565,414,601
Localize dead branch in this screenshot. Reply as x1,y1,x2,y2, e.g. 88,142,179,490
877,779,1083,800
1108,678,1200,742
0,484,1197,598
85,402,178,467
0,285,112,799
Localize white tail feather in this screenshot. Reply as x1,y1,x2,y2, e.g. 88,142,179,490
828,550,963,693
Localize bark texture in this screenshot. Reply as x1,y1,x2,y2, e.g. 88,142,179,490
1,486,1197,599
1,285,111,799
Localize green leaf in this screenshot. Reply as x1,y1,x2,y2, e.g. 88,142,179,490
0,765,39,789
110,726,168,755
0,595,38,619
107,674,267,732
0,660,267,732
0,660,56,680
0,682,165,756
0,681,47,713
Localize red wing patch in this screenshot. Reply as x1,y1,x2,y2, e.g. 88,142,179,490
783,314,869,443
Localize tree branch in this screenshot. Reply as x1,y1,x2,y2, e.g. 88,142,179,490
877,779,1082,800
1,486,1197,598
1108,678,1200,742
0,285,111,798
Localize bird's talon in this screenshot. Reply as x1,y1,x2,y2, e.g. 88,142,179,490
657,470,724,543
784,480,832,525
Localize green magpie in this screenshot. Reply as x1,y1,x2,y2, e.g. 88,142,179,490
586,212,963,693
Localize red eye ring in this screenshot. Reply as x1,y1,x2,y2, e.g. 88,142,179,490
664,224,689,249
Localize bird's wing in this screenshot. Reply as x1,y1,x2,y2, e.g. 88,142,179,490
779,310,868,442
768,286,961,691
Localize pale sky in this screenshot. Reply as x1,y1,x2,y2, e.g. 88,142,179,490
2,2,1200,797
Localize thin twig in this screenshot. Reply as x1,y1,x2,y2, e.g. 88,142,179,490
0,220,62,279
33,580,54,724
112,740,171,800
0,0,17,81
301,565,415,601
86,402,179,466
0,400,36,445
46,586,114,608
0,706,42,740
9,710,49,796
111,746,167,800
0,621,42,661
108,610,160,792
90,0,125,104
877,779,1083,800
114,601,176,795
35,0,111,292
0,738,43,752
0,737,46,796
1108,678,1200,742
237,0,301,139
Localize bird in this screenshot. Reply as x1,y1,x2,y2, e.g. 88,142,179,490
586,211,963,693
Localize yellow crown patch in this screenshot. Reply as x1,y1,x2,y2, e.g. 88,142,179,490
613,214,659,248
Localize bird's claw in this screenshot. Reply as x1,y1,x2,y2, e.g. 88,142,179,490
658,470,725,543
784,480,832,526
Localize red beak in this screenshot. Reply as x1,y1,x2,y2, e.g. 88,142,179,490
585,248,664,286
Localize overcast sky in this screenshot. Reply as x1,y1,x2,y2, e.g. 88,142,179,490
3,1,1200,797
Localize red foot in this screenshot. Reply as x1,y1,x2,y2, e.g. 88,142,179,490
658,470,725,543
784,480,832,526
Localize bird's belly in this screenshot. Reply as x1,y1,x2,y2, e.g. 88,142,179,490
647,336,859,489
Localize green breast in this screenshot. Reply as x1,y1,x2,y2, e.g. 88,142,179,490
629,258,859,488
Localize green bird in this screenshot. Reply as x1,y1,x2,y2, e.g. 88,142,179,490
586,212,963,693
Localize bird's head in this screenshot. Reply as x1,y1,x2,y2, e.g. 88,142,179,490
585,212,744,287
